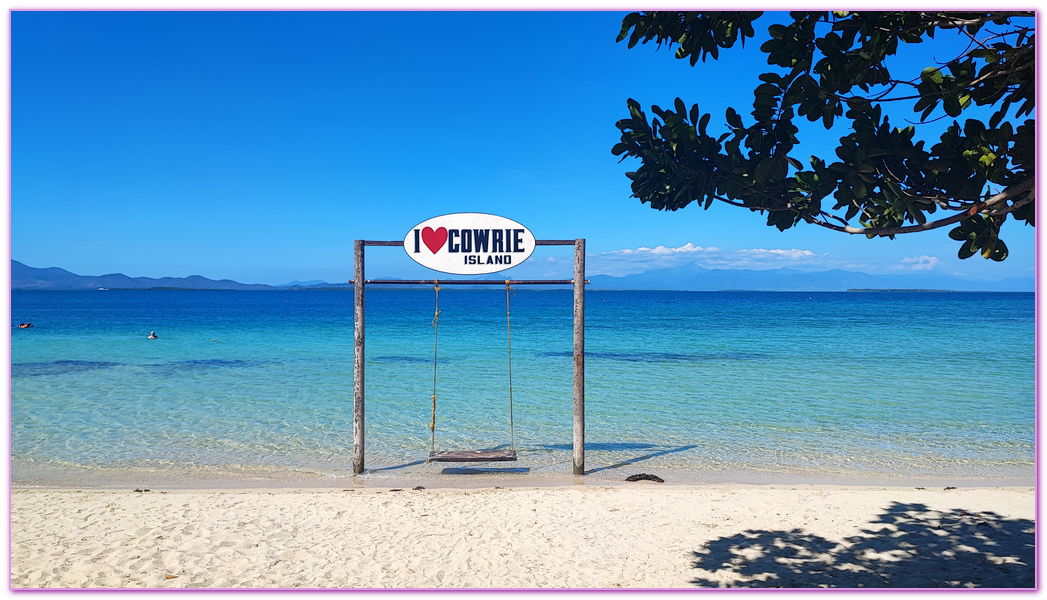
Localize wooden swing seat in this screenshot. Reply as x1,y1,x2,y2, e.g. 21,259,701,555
428,449,518,462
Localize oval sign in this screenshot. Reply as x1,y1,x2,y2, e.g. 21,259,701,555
404,213,536,275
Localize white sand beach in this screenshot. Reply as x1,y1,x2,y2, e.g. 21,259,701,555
10,484,1034,589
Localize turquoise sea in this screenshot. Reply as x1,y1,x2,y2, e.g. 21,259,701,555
10,289,1036,487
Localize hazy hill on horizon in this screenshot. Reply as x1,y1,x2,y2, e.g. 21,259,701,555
11,260,276,291
587,263,1034,292
10,259,1034,292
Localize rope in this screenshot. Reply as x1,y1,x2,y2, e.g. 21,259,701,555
430,280,440,456
506,280,515,451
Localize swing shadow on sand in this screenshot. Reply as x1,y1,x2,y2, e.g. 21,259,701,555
367,445,530,474
439,467,531,474
367,443,695,475
436,444,530,474
537,442,698,475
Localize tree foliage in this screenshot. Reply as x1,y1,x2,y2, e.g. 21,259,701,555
612,11,1035,261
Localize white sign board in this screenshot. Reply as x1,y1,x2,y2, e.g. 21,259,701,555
404,213,536,275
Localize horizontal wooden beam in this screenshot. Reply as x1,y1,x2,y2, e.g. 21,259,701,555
349,279,588,285
363,239,579,246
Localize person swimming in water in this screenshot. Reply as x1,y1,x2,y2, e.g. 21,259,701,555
148,331,158,339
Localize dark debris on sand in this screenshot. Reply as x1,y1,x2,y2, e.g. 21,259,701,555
625,473,664,483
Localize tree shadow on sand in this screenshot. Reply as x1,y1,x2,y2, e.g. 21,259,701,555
691,502,1034,588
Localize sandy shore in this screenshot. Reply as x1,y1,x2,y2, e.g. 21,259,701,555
11,484,1035,589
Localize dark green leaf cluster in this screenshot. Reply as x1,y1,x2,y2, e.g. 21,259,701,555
617,11,763,65
614,11,1035,261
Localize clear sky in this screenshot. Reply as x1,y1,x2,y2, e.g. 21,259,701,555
10,10,1038,285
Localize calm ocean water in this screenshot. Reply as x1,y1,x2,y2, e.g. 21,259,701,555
10,289,1035,487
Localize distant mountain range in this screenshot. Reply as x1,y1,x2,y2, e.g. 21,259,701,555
11,260,277,291
10,260,1034,292
588,263,1034,292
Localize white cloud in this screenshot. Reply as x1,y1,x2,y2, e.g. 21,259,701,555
737,248,815,260
592,243,828,276
607,242,720,256
895,255,942,271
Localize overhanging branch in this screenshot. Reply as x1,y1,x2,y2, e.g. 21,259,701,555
806,179,1034,236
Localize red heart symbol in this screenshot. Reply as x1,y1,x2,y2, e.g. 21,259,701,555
422,227,447,254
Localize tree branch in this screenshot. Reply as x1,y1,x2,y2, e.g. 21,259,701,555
808,179,1034,235
822,58,1035,106
987,192,1035,216
934,12,1034,26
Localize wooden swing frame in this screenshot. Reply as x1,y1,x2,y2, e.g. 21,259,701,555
350,239,587,475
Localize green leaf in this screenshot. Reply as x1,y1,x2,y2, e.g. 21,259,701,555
957,241,977,260
980,240,997,259
698,113,711,135
964,119,986,139
627,98,643,119
822,107,836,128
921,67,944,84
990,238,1009,261
852,180,867,199
920,101,938,121
754,159,774,184
726,107,742,128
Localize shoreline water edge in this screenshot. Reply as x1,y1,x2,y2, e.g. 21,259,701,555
11,460,1036,492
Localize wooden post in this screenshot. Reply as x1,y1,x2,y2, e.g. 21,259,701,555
573,239,585,475
353,240,365,474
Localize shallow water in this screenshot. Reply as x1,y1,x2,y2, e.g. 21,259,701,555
11,289,1035,487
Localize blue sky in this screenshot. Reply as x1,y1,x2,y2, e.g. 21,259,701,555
10,10,1038,285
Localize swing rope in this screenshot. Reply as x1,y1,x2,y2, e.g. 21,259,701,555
506,280,515,452
430,280,440,455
